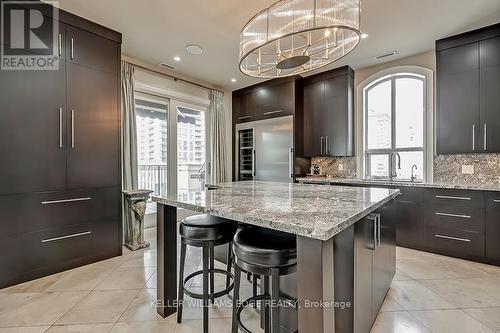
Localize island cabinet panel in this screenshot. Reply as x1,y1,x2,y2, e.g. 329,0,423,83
436,23,500,154
0,2,122,289
486,192,500,262
354,201,396,333
302,66,355,157
393,187,425,249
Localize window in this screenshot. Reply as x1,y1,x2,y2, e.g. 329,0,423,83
364,73,426,181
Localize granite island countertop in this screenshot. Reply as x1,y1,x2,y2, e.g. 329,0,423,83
296,177,500,192
152,181,400,241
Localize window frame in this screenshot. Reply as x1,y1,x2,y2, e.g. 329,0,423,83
363,73,427,181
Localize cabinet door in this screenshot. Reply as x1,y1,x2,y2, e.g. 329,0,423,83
303,80,324,157
486,192,500,262
66,63,120,189
437,43,480,154
372,201,396,318
66,25,119,74
256,81,295,120
395,188,424,248
323,75,353,156
354,216,374,333
0,60,66,195
480,36,500,153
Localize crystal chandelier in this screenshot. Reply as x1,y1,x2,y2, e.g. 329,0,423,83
239,0,361,78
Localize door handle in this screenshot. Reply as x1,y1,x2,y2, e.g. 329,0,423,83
320,136,324,155
288,147,294,178
59,107,63,148
377,214,381,248
70,37,74,60
325,136,329,155
71,109,75,148
42,231,91,243
58,34,62,56
41,197,91,205
484,123,487,151
252,149,256,178
472,124,475,151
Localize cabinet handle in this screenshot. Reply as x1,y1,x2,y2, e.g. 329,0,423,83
435,212,471,219
377,214,381,248
435,195,471,201
263,110,283,115
493,199,500,203
71,37,74,60
325,136,329,155
59,107,63,148
238,116,251,120
58,34,62,56
320,137,324,155
288,147,294,178
367,213,380,249
252,149,256,178
42,231,91,243
472,124,475,151
41,197,91,205
71,109,75,148
484,123,487,151
435,234,471,243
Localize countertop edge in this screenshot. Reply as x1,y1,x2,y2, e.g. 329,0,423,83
296,177,500,192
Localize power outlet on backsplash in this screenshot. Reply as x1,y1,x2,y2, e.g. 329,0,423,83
338,164,344,171
462,165,474,175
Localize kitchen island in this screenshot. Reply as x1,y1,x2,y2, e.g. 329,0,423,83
153,181,400,333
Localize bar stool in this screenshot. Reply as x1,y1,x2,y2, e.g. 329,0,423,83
177,214,238,333
231,227,297,333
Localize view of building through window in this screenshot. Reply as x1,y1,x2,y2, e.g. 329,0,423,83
364,74,425,181
177,106,206,193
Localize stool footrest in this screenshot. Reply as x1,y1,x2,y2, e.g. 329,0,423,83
183,268,234,300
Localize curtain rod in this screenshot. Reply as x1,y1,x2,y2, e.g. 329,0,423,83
125,61,223,94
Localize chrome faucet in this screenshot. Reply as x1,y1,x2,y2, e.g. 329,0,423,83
389,152,401,180
411,164,418,182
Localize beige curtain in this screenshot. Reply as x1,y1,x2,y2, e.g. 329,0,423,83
121,61,138,190
208,90,227,184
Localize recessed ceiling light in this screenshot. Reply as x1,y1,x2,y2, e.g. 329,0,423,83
361,33,369,39
173,56,181,62
231,78,237,83
186,44,204,55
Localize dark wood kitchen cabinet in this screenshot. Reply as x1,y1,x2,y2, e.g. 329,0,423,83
394,188,425,251
436,23,500,154
486,192,500,263
303,66,354,157
355,201,396,333
0,1,122,288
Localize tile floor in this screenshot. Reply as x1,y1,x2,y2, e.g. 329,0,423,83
2,228,500,333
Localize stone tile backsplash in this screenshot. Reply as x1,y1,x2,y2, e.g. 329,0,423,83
311,154,500,187
311,156,357,178
433,153,500,187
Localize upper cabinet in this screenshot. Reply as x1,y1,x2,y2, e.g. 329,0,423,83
436,23,500,154
232,77,297,123
302,66,354,157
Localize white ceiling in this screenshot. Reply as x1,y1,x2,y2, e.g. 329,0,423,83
56,0,500,91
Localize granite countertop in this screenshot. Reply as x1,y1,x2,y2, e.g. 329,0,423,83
152,181,400,241
296,177,500,192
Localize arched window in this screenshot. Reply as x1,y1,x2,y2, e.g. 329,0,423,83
362,70,430,181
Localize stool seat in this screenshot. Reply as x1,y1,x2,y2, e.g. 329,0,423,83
233,227,297,268
180,214,236,243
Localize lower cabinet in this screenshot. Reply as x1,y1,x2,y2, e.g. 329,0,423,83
355,201,396,333
393,188,424,249
0,187,121,288
486,192,500,263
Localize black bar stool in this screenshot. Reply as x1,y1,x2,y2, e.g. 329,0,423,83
177,214,238,333
231,227,297,333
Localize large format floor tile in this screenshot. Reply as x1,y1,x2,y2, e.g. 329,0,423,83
56,290,139,325
419,278,500,308
0,328,50,333
0,292,88,327
410,309,495,333
371,311,431,333
118,289,162,322
464,307,500,332
387,280,456,311
110,321,176,333
45,324,114,333
95,268,155,291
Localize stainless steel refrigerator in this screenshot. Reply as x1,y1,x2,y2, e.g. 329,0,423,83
235,115,293,182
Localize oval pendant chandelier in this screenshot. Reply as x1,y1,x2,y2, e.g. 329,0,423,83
239,0,361,78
